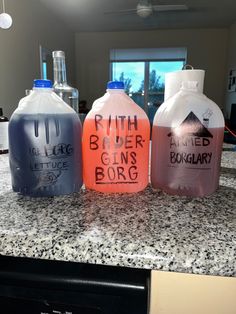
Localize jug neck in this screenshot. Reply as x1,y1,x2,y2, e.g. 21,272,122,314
107,89,125,93
33,87,52,92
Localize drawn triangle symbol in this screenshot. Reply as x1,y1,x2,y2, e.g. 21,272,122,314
168,111,213,138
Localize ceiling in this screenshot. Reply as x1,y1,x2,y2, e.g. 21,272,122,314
39,0,236,32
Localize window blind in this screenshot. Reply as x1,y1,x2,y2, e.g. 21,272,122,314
110,47,187,62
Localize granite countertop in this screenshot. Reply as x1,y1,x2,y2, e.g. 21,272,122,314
0,145,235,277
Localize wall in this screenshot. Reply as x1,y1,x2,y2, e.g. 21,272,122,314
75,28,228,110
0,4,230,118
225,22,236,118
0,0,76,118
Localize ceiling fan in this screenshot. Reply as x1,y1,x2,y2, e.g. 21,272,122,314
105,0,188,18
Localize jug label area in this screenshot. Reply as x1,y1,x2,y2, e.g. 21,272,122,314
167,111,214,168
87,114,147,185
28,143,73,186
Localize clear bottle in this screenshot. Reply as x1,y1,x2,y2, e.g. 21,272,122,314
8,79,83,197
52,50,79,113
0,108,9,154
83,81,150,193
151,81,225,197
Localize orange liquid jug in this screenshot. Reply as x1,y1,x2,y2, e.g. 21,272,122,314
83,81,150,193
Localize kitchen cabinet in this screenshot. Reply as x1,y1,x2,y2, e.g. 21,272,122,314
150,270,236,314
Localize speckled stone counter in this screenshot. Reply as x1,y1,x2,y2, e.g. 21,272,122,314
0,146,235,277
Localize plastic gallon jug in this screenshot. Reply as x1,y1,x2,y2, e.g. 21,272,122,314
82,81,150,193
151,81,224,197
9,79,83,197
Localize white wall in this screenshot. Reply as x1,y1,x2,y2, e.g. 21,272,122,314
225,22,236,118
75,28,229,110
0,0,76,118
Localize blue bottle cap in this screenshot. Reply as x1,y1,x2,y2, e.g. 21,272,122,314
33,79,52,88
107,81,124,89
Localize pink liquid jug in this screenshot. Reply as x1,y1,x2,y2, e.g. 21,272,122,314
151,81,225,197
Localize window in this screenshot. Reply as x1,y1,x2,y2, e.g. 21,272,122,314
110,48,187,124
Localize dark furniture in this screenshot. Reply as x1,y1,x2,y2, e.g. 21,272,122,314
0,255,150,314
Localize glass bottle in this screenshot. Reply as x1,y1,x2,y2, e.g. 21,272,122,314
52,50,79,113
0,108,9,154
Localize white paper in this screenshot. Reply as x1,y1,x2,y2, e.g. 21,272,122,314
164,69,205,101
